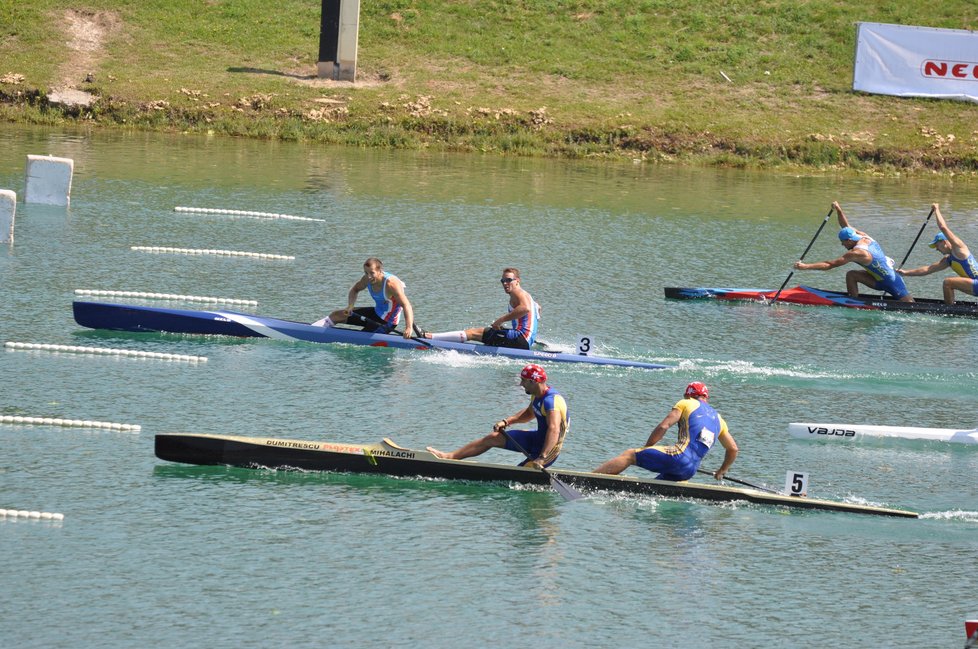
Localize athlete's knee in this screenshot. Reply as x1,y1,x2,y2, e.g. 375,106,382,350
486,430,507,445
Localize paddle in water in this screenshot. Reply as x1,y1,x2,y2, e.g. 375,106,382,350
769,205,835,305
499,429,584,501
696,468,783,495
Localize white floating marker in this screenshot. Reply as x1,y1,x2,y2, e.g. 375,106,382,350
0,189,15,243
0,415,141,432
5,341,207,363
0,508,64,521
74,289,257,306
131,246,294,261
174,206,326,222
24,154,73,206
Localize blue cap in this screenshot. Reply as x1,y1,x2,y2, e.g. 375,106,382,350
928,232,948,248
838,227,861,242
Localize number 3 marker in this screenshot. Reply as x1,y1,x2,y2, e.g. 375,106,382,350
577,335,593,356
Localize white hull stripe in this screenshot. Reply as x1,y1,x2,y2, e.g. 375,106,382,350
219,312,299,341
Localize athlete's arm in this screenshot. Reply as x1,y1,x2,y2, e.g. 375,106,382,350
713,429,739,481
795,250,865,271
934,205,971,258
833,201,850,228
497,404,534,430
344,275,369,314
898,258,949,276
490,289,532,329
387,277,415,338
643,407,681,447
537,408,562,463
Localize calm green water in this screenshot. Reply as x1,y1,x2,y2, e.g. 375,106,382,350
1,126,976,648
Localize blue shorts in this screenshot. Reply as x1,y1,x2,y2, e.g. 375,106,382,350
871,274,910,300
634,447,700,481
502,429,555,467
482,327,529,349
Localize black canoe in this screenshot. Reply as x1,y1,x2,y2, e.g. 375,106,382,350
155,433,919,518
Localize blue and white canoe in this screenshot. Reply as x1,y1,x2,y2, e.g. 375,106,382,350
789,422,978,446
72,301,671,370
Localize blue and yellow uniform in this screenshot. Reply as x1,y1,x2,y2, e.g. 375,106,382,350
947,251,978,293
634,397,728,481
503,387,568,467
854,239,910,299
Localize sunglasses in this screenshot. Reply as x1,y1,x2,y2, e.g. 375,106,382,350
500,277,516,284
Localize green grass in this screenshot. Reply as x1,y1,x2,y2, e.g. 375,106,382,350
2,1,978,172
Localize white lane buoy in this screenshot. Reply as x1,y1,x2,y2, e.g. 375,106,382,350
5,341,207,363
74,289,257,306
0,508,64,521
174,206,326,222
0,415,140,432
131,246,294,261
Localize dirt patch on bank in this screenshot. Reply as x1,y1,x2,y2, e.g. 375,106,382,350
56,9,122,90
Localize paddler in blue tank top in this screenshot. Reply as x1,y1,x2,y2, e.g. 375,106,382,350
422,267,541,349
593,382,738,482
312,257,418,339
427,364,568,469
897,204,978,305
793,201,914,302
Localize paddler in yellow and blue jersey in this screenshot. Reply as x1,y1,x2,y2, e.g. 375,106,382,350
897,204,978,305
427,364,568,469
793,201,914,302
593,382,738,482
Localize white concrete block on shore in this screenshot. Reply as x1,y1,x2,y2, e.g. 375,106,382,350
24,155,74,206
0,189,14,243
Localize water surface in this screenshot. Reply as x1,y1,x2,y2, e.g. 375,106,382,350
1,126,976,648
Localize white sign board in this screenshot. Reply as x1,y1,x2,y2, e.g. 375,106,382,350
576,335,594,356
854,22,978,103
785,471,809,497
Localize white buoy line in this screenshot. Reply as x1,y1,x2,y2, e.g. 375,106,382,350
0,509,64,521
131,246,294,261
5,341,207,363
0,415,141,432
74,289,258,306
174,206,326,223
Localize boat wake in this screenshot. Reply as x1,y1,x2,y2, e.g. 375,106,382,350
413,350,514,369
667,358,978,396
919,510,978,523
672,358,847,381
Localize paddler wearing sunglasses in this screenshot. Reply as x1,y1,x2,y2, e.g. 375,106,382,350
422,267,540,349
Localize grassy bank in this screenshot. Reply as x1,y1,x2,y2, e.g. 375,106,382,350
2,1,978,173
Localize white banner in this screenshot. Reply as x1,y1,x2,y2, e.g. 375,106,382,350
853,22,978,103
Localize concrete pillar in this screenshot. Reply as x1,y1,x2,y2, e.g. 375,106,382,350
317,0,359,81
337,0,360,82
25,155,74,206
0,189,15,243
